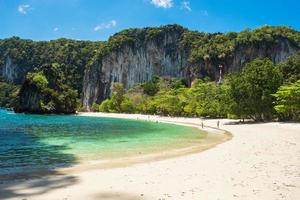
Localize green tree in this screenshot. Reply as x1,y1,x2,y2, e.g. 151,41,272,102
110,82,125,113
183,79,231,117
141,76,160,96
228,59,283,121
91,103,100,112
120,96,135,113
28,72,48,89
99,99,112,112
136,96,157,114
273,80,300,121
278,52,300,83
153,91,183,116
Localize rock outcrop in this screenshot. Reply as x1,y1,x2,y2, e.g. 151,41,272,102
14,79,42,113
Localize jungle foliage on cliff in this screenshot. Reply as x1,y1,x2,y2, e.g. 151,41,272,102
0,25,300,115
0,79,19,108
15,63,79,114
181,26,300,64
0,37,101,113
0,37,102,92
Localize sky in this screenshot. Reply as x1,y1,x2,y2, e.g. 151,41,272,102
0,0,299,41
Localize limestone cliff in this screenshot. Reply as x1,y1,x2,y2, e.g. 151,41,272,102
82,26,188,110
228,37,300,73
82,29,300,110
1,56,33,84
186,37,300,81
15,79,42,113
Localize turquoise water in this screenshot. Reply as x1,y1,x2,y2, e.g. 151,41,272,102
0,109,204,175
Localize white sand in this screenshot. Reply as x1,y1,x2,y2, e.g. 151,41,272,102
1,113,299,200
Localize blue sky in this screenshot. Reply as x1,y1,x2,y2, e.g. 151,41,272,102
0,0,299,41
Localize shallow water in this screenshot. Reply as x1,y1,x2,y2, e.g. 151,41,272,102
0,109,205,175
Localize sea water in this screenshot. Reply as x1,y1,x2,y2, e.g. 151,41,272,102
0,109,204,175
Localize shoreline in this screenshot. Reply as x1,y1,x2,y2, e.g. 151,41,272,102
61,112,232,172
0,112,232,181
1,114,299,200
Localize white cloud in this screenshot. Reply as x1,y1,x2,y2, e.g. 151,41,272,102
201,10,208,16
94,20,117,31
181,1,191,11
150,0,173,8
53,27,59,32
18,4,30,14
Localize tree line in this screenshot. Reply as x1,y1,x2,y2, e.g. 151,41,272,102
92,53,300,122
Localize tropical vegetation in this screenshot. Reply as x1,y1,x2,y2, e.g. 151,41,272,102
0,25,299,120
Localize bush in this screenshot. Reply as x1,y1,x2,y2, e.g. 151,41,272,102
99,99,112,112
91,103,100,112
120,97,135,113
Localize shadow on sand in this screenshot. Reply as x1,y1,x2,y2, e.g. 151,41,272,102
0,175,78,199
223,119,299,126
223,120,264,125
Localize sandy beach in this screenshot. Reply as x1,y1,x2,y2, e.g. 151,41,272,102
0,113,299,200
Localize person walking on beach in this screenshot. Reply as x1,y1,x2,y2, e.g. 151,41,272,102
217,120,220,128
201,121,204,129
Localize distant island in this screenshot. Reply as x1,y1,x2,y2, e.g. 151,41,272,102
0,24,299,121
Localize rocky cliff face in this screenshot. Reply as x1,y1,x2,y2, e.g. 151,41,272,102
82,36,299,111
0,57,33,84
14,80,42,113
82,29,188,110
228,37,300,73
